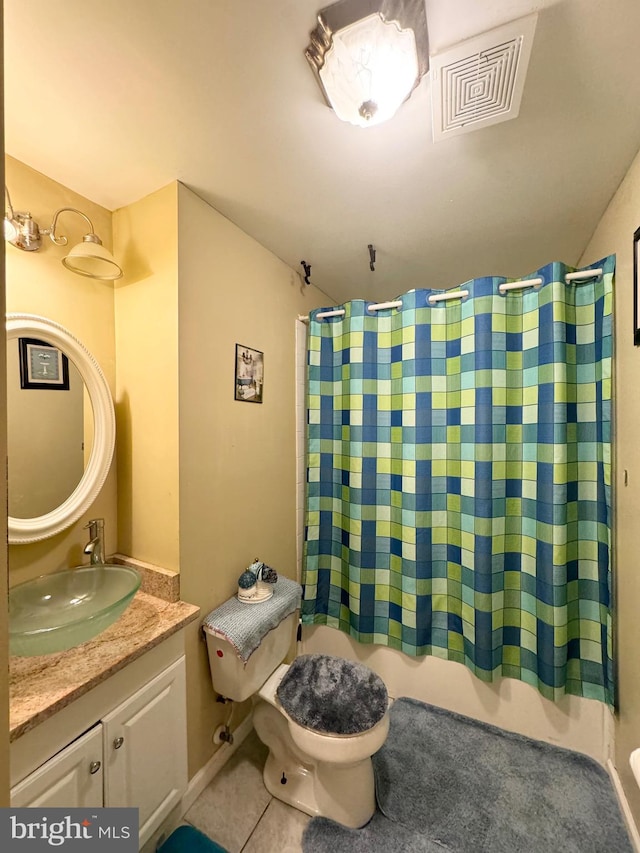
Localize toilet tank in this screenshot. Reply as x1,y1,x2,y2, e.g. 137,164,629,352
204,611,297,702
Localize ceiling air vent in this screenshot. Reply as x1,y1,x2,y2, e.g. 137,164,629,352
431,13,538,142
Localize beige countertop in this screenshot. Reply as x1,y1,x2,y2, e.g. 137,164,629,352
10,590,200,742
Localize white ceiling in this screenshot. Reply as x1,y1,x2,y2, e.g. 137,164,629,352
5,0,640,305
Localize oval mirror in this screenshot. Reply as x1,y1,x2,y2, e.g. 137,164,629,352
6,313,115,544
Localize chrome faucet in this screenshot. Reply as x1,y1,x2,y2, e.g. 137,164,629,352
83,518,105,566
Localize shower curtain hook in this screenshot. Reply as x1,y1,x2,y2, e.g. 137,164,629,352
300,260,312,286
368,244,376,272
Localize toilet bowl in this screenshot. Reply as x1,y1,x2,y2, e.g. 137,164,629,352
202,585,389,828
254,662,389,827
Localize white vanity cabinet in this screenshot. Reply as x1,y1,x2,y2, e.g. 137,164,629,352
102,657,187,842
11,723,104,808
10,636,188,850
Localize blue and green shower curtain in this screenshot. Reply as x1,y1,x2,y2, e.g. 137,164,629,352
301,256,614,705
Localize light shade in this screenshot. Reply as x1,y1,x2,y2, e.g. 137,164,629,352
320,14,418,126
306,0,429,128
3,197,125,280
62,235,123,281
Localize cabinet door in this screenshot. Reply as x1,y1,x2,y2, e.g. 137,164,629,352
11,724,103,808
103,656,187,848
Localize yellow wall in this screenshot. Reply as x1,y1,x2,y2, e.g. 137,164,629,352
5,156,118,584
112,184,180,569
2,167,332,785
579,144,640,825
1,102,10,806
176,183,332,776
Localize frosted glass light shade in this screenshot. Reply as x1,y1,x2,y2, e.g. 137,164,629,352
63,237,123,281
319,13,419,127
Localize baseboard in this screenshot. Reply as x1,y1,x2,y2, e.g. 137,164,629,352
607,759,640,852
181,713,254,815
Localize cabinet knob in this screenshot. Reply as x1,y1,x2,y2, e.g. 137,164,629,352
89,761,101,775
113,736,125,750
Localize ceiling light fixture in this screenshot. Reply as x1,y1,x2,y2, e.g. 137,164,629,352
3,188,123,281
306,0,429,128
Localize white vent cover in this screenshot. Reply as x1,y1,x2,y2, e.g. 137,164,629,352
431,13,538,142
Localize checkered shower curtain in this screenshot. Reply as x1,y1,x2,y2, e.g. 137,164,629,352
301,256,615,705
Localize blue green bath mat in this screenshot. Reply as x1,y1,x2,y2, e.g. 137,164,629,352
158,825,229,853
303,697,633,853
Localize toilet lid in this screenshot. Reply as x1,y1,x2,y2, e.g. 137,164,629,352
276,654,388,736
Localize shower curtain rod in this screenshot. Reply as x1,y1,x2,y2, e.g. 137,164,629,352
297,268,604,322
297,293,467,322
498,277,543,293
565,268,603,282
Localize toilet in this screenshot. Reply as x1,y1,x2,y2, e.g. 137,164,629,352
203,585,389,828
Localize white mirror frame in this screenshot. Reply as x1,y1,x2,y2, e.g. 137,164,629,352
6,313,116,544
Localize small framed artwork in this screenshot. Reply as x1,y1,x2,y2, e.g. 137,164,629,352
19,337,70,390
235,344,264,403
635,227,640,346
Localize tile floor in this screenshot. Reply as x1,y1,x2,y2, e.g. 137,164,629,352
183,731,310,853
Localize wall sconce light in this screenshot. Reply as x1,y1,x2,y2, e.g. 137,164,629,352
3,188,123,281
305,0,429,127
4,186,42,252
49,208,123,280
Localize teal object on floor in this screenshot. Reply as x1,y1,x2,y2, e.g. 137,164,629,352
158,825,229,853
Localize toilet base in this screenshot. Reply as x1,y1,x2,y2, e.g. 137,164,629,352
253,697,376,828
262,751,320,819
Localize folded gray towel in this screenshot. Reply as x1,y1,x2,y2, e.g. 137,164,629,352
202,576,302,662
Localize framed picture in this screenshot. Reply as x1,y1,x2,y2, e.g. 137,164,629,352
235,344,264,403
19,337,70,390
635,227,640,346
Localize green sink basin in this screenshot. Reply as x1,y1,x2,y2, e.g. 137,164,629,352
9,564,141,656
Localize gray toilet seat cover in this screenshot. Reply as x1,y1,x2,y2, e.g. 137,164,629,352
276,654,388,735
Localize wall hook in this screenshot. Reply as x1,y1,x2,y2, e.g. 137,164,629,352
300,260,312,286
368,244,376,272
